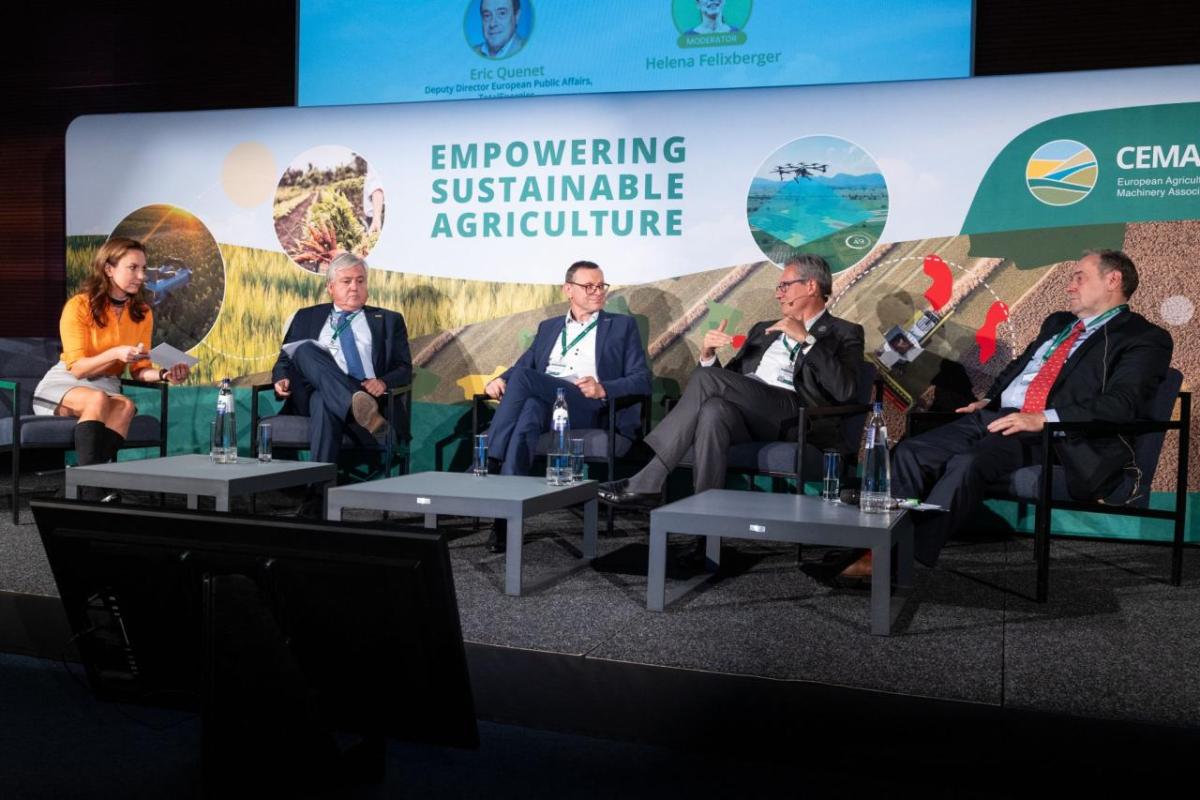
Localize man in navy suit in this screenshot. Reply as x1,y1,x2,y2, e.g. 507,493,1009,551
483,260,652,478
271,252,412,464
889,249,1173,572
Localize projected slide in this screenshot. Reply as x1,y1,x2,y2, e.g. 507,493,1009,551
299,0,973,107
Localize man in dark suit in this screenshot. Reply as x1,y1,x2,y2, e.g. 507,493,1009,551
483,260,651,477
271,252,412,464
888,249,1173,572
600,253,865,507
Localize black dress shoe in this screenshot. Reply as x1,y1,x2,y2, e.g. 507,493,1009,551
487,519,507,553
597,480,661,510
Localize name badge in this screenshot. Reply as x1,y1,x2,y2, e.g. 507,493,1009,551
776,366,795,386
546,361,569,377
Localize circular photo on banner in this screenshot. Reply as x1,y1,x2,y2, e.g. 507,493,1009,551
274,146,384,274
108,204,226,353
746,135,889,273
464,0,534,60
672,0,751,44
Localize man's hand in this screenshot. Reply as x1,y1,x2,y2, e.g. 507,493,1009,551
701,319,733,361
274,378,291,397
360,378,386,397
956,398,990,414
484,377,506,399
765,317,808,342
575,376,606,399
987,411,1045,436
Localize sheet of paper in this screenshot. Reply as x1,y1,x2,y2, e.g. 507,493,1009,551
149,342,199,368
280,339,328,358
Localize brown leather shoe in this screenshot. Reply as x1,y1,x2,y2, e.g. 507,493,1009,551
351,391,390,440
839,550,873,579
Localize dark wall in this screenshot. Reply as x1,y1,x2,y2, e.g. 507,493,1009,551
0,2,296,337
1,1,1196,337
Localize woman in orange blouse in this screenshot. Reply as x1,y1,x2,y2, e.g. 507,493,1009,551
33,237,190,466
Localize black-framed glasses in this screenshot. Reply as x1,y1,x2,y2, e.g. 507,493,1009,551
775,278,809,293
567,281,611,295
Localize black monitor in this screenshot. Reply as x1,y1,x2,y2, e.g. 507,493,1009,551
32,500,478,788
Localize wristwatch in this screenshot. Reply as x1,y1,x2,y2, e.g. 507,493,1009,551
158,368,169,382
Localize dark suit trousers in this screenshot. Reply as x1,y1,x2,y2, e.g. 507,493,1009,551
891,409,1043,566
488,368,603,476
645,368,811,494
288,343,369,463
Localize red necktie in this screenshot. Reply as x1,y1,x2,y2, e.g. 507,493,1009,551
1021,321,1085,413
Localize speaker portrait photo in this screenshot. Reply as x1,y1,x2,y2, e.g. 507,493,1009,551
467,0,532,60
686,0,741,34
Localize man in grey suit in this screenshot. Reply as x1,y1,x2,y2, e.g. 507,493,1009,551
600,254,865,507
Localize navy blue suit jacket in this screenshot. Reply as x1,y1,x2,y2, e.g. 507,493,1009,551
271,303,412,414
502,310,652,437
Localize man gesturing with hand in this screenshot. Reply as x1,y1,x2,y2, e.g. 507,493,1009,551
600,254,864,508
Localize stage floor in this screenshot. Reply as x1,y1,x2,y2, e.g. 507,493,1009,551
2,481,1199,734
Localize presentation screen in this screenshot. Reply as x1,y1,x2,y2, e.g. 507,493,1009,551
298,0,974,107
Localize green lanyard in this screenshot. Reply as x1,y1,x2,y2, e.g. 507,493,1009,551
330,310,360,341
1040,305,1125,363
560,318,599,357
780,334,803,362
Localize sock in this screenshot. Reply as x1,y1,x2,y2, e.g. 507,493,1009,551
73,420,108,466
624,455,670,494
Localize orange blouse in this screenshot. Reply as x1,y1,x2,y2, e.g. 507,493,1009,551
58,293,154,376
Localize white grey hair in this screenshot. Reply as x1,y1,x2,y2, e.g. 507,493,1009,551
326,252,368,284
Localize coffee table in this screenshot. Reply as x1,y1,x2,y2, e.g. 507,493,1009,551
64,454,336,514
647,490,913,635
325,472,598,596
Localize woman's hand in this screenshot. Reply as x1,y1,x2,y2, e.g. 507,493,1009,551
111,343,147,364
164,363,190,384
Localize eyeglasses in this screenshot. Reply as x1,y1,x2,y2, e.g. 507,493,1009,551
775,278,809,293
567,281,611,295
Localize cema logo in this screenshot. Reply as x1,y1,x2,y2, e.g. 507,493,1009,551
1026,139,1098,206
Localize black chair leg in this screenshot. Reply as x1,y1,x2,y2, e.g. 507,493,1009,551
12,445,21,524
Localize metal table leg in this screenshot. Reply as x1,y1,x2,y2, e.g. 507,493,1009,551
870,541,892,636
581,498,598,559
647,519,668,611
504,514,524,596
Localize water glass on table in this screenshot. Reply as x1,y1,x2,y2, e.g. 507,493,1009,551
568,438,585,483
472,434,489,476
822,450,841,501
257,422,273,463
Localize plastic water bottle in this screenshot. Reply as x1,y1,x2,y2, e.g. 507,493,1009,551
214,378,237,464
860,401,893,513
546,388,571,485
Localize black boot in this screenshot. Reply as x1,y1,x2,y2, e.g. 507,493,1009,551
100,427,125,463
73,420,108,466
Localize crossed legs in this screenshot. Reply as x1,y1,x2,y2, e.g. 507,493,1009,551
891,409,1041,566
487,368,603,476
57,387,137,465
629,368,800,494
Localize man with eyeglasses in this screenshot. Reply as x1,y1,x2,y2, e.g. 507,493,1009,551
600,253,864,508
483,259,651,487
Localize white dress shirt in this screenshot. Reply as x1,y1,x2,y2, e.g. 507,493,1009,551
546,310,599,380
700,310,826,393
317,304,377,379
998,308,1123,420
